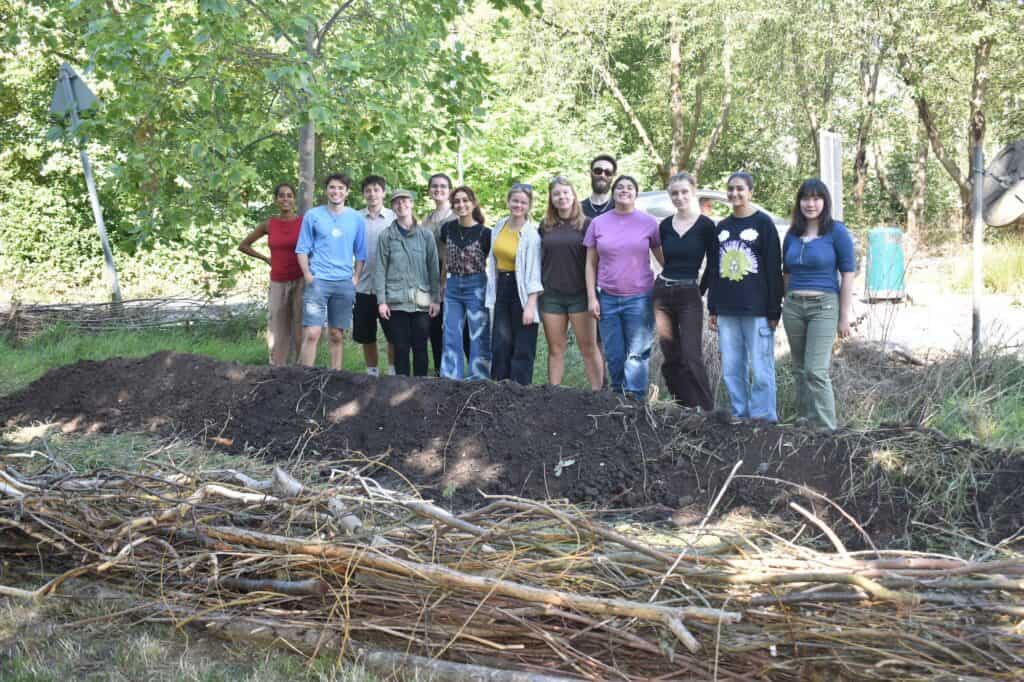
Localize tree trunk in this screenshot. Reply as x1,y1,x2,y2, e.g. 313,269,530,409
298,121,315,213
297,28,318,213
905,138,928,241
853,47,884,214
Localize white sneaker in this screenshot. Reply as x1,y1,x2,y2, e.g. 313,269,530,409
366,367,380,377
387,366,396,376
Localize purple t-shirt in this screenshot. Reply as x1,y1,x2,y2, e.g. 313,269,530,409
582,210,661,296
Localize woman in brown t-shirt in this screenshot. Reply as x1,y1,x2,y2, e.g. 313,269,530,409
539,177,603,389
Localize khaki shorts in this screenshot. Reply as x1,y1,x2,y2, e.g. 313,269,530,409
268,278,305,363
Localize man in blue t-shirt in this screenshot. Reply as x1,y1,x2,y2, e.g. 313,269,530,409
296,173,367,370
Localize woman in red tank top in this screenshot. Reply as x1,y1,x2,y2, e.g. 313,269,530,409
238,183,305,365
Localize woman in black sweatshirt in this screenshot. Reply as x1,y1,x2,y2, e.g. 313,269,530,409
705,172,783,422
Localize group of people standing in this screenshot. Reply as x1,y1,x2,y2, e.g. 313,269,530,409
240,155,855,430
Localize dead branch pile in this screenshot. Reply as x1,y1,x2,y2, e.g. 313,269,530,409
1,457,1021,681
1,298,260,341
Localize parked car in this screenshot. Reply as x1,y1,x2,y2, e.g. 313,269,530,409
636,189,789,240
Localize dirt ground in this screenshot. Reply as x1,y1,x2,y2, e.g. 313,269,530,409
2,351,1021,549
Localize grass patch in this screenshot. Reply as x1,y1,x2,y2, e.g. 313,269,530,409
807,339,1024,449
1,601,377,681
950,237,1024,297
0,313,593,397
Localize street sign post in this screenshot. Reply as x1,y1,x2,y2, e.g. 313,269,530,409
50,63,122,304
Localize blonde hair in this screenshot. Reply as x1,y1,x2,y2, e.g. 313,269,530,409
667,172,700,214
542,177,585,231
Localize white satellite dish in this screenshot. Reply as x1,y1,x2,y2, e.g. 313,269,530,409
983,139,1024,227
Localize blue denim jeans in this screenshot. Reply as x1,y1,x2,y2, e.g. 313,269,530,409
302,277,355,329
442,272,491,380
717,315,778,421
598,291,654,400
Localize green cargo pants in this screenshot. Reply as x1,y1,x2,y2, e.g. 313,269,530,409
782,292,839,430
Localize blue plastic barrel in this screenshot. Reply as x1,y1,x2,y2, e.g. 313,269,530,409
865,227,905,301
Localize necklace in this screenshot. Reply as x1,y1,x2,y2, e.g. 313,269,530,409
589,197,610,213
672,213,697,237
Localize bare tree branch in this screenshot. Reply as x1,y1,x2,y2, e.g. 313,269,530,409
538,16,664,174
679,50,708,173
668,15,685,174
316,0,359,55
239,131,286,156
242,0,302,52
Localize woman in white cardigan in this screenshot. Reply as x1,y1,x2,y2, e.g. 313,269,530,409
486,183,543,384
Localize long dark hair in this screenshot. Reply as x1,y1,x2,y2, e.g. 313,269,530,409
451,185,486,225
789,178,834,237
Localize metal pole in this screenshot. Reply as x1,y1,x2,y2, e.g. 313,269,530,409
59,67,122,305
971,144,984,363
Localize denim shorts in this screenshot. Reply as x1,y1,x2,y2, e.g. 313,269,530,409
302,277,355,329
540,290,588,315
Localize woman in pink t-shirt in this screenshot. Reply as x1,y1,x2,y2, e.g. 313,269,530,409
584,175,664,400
238,183,305,366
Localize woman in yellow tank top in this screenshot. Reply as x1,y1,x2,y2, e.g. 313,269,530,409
485,183,544,384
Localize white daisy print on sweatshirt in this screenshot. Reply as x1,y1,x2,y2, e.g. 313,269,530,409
719,241,759,282
739,228,759,242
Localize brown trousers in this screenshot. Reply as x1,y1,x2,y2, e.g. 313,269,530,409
652,281,714,410
268,278,304,365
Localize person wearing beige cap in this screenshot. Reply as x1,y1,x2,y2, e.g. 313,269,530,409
373,189,441,376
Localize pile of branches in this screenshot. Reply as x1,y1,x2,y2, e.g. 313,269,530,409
1,455,1021,681
1,297,259,341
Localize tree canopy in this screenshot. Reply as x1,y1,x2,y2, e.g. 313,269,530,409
1,0,1021,297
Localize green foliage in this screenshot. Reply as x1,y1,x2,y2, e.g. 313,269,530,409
0,0,512,293
2,0,1023,299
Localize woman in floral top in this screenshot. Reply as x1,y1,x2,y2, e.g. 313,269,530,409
438,186,492,380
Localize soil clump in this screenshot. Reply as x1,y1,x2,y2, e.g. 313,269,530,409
2,351,1021,548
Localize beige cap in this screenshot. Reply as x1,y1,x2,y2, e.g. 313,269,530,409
390,189,414,203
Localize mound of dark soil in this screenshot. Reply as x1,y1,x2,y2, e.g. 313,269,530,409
2,352,1021,548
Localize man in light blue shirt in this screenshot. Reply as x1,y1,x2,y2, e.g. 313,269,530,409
296,173,367,370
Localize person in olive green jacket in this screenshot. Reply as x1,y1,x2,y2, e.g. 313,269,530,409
374,189,441,376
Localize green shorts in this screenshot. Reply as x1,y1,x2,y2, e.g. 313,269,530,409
541,290,588,315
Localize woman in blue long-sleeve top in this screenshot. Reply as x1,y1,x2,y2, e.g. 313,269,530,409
782,179,856,431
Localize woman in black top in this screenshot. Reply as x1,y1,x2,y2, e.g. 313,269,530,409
539,176,603,389
653,172,716,409
439,186,492,380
